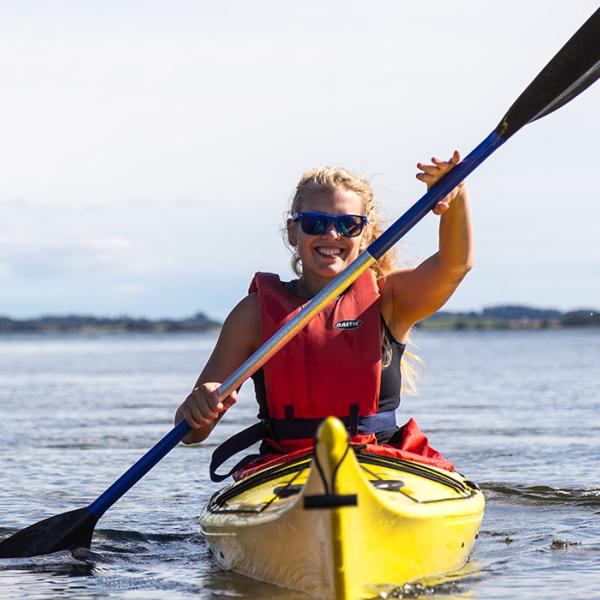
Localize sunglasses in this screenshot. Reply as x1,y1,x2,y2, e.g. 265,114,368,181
291,212,368,238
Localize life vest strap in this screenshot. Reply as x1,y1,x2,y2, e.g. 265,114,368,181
209,422,269,482
209,410,397,482
269,409,397,440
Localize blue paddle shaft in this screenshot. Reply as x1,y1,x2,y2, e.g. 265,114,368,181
86,130,505,519
88,420,191,518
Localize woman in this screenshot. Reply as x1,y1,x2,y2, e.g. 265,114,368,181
174,151,470,471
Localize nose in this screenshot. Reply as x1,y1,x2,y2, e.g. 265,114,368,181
321,219,341,238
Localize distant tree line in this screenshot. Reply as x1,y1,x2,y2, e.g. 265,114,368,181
420,305,599,330
0,305,598,334
0,312,221,334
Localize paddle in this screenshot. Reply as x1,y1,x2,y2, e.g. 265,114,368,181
1,8,598,560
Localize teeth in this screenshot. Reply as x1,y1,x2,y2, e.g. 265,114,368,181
317,247,342,256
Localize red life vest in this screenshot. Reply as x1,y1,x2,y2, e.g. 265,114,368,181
249,270,383,452
208,271,455,482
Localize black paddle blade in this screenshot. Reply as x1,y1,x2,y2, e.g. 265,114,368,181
496,8,600,140
0,507,97,558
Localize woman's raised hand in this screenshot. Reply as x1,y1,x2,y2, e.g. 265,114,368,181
416,150,465,215
181,382,237,430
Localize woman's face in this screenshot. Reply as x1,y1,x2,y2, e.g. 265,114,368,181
288,186,367,282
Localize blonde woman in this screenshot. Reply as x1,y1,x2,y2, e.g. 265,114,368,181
175,151,470,475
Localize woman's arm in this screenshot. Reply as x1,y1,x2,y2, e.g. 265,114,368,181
382,151,473,341
174,293,260,444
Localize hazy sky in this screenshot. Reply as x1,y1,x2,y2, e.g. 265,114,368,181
1,1,598,319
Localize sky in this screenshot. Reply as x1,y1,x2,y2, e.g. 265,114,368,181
1,1,598,320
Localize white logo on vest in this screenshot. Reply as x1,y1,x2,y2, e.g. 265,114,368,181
335,319,363,330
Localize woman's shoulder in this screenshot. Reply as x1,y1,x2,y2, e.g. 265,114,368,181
220,292,261,350
227,292,259,323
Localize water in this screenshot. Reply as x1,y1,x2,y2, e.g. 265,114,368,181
0,329,598,599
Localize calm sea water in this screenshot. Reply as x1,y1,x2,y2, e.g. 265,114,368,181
0,329,598,599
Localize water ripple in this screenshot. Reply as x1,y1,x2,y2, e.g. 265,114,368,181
481,483,600,506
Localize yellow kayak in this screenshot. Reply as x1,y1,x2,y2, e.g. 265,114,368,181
200,417,484,599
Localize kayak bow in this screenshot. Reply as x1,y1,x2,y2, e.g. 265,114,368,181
200,417,484,599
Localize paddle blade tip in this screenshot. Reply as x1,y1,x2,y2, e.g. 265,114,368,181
0,507,97,559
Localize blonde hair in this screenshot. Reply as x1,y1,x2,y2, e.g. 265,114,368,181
284,166,421,394
287,167,396,278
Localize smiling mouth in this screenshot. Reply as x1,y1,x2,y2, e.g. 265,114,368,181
315,247,344,257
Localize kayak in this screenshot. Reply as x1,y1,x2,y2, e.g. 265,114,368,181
199,417,484,599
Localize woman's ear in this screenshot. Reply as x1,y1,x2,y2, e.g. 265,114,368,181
287,219,297,247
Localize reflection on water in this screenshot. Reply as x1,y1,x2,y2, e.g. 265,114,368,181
0,330,599,599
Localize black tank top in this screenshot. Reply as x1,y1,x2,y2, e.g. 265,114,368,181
251,318,405,442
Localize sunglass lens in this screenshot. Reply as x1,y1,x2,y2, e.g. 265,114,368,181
338,216,363,237
301,214,327,235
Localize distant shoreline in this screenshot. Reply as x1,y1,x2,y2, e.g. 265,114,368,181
417,306,599,330
0,306,598,334
0,313,221,335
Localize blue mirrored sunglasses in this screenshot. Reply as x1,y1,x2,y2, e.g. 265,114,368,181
291,212,368,238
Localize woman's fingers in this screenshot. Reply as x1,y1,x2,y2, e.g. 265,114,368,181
183,383,232,430
202,386,224,413
416,155,455,187
417,151,464,207
416,162,440,175
433,150,460,165
415,172,435,185
432,200,450,215
425,150,460,172
183,398,212,428
222,389,238,410
191,391,216,421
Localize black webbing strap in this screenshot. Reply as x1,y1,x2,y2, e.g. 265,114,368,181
209,421,269,482
269,409,397,439
348,404,360,436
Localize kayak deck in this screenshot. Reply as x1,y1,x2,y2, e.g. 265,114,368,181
200,417,484,600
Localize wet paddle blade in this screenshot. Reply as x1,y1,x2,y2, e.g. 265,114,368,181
495,7,600,140
0,507,97,558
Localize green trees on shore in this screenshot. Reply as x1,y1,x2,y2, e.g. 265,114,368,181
0,306,598,334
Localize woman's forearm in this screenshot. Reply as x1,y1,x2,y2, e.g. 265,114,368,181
437,183,473,275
